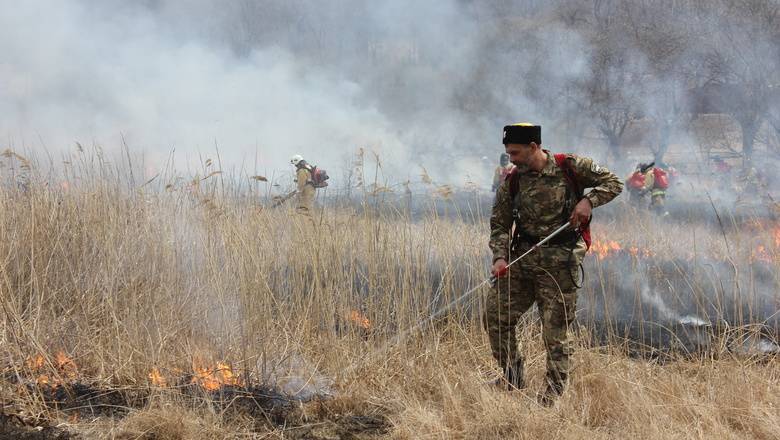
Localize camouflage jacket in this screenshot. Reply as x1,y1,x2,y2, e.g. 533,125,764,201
489,151,623,263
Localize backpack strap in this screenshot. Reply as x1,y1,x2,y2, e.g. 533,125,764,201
553,154,581,196
554,153,591,250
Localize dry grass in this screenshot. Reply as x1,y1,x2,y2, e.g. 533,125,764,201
0,152,778,439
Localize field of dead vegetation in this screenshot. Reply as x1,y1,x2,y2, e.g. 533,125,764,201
0,153,779,439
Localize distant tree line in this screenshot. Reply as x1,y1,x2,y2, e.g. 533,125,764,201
134,0,780,166
471,0,780,165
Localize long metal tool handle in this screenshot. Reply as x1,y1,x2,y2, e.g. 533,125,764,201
271,190,297,208
489,222,571,285
344,223,572,375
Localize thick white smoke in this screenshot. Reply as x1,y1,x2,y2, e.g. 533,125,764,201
0,0,434,179
3,1,777,191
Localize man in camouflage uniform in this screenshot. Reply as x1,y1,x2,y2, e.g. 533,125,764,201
492,153,515,192
486,123,622,405
291,154,316,217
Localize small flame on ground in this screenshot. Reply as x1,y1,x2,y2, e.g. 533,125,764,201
599,229,780,263
591,240,622,259
24,351,78,387
216,362,240,385
752,245,772,263
348,310,372,330
25,355,45,371
23,352,247,392
148,368,167,387
190,360,242,391
55,352,77,378
24,351,78,388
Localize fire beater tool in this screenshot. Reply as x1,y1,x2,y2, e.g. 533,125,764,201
271,190,297,208
344,223,573,374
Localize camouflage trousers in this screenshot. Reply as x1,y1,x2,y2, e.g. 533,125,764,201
484,243,584,381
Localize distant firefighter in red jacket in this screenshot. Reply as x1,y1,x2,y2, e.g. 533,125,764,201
625,162,669,215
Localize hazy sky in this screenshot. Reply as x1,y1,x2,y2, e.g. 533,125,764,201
1,0,502,184
3,1,775,187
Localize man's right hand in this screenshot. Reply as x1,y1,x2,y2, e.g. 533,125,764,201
492,258,508,278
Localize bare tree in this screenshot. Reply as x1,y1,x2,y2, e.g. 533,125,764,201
697,0,780,162
571,0,645,159
622,0,698,164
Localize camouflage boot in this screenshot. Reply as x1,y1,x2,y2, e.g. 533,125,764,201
493,359,525,390
537,371,567,406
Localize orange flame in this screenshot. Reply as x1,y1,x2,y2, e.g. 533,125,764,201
752,245,772,263
25,355,45,371
746,221,780,250
24,352,77,386
190,360,242,391
191,366,221,391
590,240,622,259
24,351,78,387
216,362,240,386
348,310,372,330
55,351,78,378
148,368,167,387
591,238,658,259
629,246,655,258
36,375,50,386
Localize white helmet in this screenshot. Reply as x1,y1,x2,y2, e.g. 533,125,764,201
290,154,304,166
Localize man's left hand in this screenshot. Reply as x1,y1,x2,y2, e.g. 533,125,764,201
569,198,592,228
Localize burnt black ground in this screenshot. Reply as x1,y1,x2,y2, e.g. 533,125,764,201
1,378,389,438
0,409,71,440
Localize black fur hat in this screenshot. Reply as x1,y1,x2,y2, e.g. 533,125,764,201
502,123,541,145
